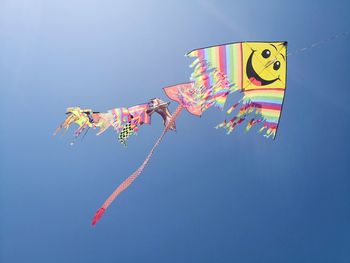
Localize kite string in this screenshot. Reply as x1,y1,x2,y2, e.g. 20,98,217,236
92,104,184,225
287,31,348,56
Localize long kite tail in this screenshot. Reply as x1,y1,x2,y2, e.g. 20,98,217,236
92,105,184,225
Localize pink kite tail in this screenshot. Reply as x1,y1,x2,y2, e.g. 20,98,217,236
92,105,184,225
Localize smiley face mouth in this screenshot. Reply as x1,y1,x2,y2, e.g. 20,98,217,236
246,50,279,86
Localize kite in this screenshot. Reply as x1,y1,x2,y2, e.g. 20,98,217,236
52,32,350,224
165,41,287,138
55,41,288,225
54,98,175,146
90,41,288,225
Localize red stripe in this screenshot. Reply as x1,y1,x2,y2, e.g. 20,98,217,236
254,102,282,111
219,46,226,74
264,123,278,129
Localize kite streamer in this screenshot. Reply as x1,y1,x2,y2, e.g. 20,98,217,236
92,105,183,225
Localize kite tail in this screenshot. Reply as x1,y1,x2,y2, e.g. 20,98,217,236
92,105,184,226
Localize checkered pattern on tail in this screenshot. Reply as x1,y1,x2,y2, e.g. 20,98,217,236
118,123,135,146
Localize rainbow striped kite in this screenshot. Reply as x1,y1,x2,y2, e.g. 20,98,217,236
55,41,288,225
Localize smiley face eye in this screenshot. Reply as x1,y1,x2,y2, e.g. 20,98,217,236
273,61,280,70
261,49,271,59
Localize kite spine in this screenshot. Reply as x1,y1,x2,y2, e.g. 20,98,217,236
92,104,184,225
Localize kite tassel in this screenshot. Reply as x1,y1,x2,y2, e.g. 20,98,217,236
92,208,106,226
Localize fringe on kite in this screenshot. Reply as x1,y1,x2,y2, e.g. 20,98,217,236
215,98,278,139
189,57,281,139
189,58,239,112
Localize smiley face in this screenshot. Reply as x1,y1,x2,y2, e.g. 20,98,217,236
242,42,287,90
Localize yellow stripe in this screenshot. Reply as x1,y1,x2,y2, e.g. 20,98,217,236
247,94,284,100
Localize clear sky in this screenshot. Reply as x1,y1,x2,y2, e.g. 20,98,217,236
1,0,349,262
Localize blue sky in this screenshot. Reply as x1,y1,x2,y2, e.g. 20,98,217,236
1,0,349,262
